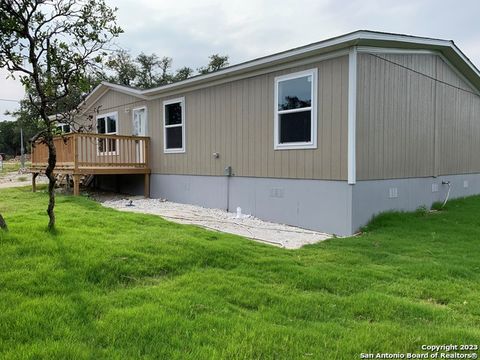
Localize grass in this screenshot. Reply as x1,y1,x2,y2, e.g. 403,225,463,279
0,187,479,359
0,161,30,176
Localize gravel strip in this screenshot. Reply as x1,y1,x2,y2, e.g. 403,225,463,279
101,197,331,249
0,172,47,189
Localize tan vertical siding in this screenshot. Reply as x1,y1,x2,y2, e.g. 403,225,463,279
143,56,348,180
79,47,480,184
436,57,480,175
85,56,349,180
82,91,146,135
356,52,480,180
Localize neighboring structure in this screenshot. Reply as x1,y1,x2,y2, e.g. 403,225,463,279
32,30,480,235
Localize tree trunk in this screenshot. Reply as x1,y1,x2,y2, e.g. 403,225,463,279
45,136,57,230
0,213,7,231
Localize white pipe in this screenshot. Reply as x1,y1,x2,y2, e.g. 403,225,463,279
441,181,451,209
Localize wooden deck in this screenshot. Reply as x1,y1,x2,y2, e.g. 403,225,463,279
30,133,151,196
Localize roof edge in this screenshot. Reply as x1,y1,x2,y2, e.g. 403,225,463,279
87,30,480,100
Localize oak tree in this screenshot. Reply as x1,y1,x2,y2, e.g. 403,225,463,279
0,0,122,229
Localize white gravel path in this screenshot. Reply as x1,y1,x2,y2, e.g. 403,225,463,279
101,197,331,249
0,172,47,189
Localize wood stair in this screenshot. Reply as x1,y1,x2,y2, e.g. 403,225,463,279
55,174,94,190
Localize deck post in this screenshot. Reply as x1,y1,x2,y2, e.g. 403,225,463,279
73,134,79,173
32,173,38,192
144,173,150,198
73,174,80,196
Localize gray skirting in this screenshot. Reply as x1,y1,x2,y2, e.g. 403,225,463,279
96,173,480,236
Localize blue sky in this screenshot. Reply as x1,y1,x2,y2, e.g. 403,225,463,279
1,0,480,121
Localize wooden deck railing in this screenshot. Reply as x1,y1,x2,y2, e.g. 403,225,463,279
30,133,150,174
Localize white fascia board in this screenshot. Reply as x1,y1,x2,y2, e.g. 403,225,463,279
82,83,108,105
101,82,147,98
140,32,477,97
356,34,480,89
84,82,146,104
140,32,426,93
358,32,480,80
84,31,480,101
79,82,147,115
449,43,480,80
79,87,110,115
356,31,452,47
141,33,359,96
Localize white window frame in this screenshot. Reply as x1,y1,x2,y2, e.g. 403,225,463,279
274,68,318,150
56,123,71,133
96,111,118,155
132,106,148,136
163,97,186,153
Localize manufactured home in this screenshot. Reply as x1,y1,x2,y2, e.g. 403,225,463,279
31,30,480,236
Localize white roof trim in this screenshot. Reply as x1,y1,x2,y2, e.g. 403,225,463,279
79,82,147,115
102,82,146,98
82,83,105,105
84,30,480,101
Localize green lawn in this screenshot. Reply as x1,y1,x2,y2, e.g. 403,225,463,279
0,161,30,176
0,187,479,359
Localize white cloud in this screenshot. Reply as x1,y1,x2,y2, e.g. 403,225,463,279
107,0,480,69
3,0,480,117
0,69,24,122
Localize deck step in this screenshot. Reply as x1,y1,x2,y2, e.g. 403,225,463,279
54,174,94,189
82,174,94,187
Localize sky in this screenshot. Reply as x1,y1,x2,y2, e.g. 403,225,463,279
1,0,480,121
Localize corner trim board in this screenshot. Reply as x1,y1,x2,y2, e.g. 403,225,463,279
348,46,357,185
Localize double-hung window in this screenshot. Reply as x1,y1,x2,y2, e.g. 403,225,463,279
274,69,317,149
96,112,118,154
163,97,185,153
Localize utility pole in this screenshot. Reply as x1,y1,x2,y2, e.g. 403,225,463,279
0,129,2,172
20,128,25,169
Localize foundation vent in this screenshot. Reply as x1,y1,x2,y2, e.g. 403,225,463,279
270,188,285,198
388,187,398,199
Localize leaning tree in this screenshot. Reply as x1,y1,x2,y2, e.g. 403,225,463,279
0,0,122,229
